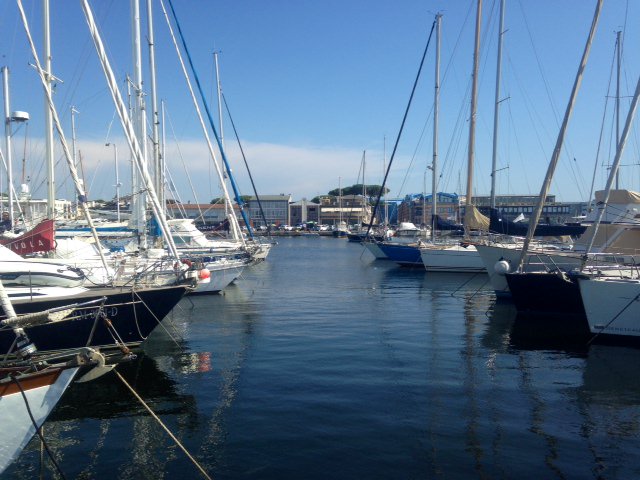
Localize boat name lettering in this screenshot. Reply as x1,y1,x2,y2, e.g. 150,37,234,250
11,239,46,251
75,307,118,319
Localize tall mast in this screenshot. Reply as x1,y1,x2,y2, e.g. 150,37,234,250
431,13,441,241
338,176,342,225
615,29,621,190
131,0,148,249
146,0,163,220
43,0,55,219
214,51,225,148
464,0,482,230
490,0,505,209
383,136,388,225
581,70,640,264
70,106,79,215
2,67,14,226
362,151,366,225
516,0,603,270
213,52,230,232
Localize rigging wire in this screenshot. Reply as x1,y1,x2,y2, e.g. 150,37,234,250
588,38,617,209
366,17,437,235
222,92,271,233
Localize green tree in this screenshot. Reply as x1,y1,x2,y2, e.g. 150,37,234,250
327,184,388,199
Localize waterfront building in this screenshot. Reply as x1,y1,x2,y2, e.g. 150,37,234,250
397,193,461,225
246,194,292,227
318,195,371,226
290,199,320,226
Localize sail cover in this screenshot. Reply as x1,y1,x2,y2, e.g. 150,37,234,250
464,205,490,231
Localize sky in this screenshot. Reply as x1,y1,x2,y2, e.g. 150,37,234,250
0,0,639,206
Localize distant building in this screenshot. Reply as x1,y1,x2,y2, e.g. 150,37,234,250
395,192,585,226
398,193,461,225
318,195,371,226
246,194,292,227
290,199,320,226
166,202,233,225
1,197,74,221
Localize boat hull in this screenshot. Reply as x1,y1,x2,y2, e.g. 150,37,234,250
362,241,388,259
0,366,78,474
505,271,586,317
420,245,485,273
474,243,582,298
190,263,245,294
579,278,640,339
378,243,423,267
0,285,188,353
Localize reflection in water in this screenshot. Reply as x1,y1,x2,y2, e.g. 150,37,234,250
178,291,258,471
50,353,197,421
6,238,640,478
11,353,199,479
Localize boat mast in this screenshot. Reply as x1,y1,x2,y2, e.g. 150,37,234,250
146,0,163,224
431,13,441,241
2,67,14,226
362,150,366,225
131,0,148,250
615,29,621,190
70,106,79,216
383,136,388,225
464,0,482,232
490,0,505,210
17,0,112,276
80,0,181,260
43,0,55,220
214,51,236,239
516,0,603,271
580,70,640,265
157,0,245,245
338,176,342,226
214,51,225,148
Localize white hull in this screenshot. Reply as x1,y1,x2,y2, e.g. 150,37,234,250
420,245,485,273
0,367,78,474
192,261,245,294
0,260,85,288
579,277,640,338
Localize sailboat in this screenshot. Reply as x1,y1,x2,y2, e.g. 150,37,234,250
494,0,637,319
418,2,487,274
0,264,131,475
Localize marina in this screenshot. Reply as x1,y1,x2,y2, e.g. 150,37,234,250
3,237,640,479
2,1,640,477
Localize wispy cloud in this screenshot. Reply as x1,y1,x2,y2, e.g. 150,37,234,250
29,137,422,203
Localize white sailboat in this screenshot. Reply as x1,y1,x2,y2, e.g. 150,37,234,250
0,255,125,475
419,4,487,274
578,277,640,339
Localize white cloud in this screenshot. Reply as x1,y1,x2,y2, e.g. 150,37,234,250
27,135,424,203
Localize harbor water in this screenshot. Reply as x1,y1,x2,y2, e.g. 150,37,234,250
4,237,640,479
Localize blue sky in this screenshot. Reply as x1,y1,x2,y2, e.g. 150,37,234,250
1,0,639,205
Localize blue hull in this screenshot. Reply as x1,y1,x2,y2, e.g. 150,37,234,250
377,243,423,267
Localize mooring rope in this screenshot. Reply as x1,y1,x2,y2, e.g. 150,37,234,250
114,370,212,479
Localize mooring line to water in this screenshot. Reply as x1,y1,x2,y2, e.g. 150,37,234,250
114,370,213,480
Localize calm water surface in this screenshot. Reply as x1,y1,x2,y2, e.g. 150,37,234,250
4,237,640,479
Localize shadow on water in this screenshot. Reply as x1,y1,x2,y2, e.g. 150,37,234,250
49,353,198,421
